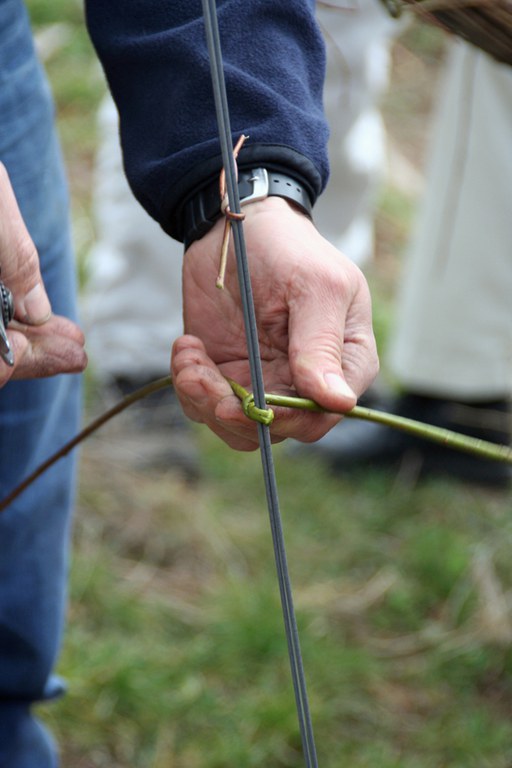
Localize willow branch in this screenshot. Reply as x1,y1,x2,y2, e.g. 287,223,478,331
0,376,173,512
262,392,512,465
1,375,510,512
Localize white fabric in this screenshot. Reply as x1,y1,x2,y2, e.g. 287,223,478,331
315,0,395,265
82,96,184,379
83,0,396,377
389,42,512,398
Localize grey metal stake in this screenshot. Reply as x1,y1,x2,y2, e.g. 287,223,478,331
201,2,319,765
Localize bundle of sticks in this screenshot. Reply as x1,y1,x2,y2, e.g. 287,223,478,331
381,0,512,66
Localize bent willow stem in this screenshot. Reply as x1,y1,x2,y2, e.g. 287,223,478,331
227,378,512,465
0,375,510,512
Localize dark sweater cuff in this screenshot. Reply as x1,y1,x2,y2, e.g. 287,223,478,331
161,143,324,243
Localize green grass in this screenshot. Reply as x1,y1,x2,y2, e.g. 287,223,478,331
24,3,512,766
42,435,512,767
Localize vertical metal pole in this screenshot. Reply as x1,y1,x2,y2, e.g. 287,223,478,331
201,2,319,765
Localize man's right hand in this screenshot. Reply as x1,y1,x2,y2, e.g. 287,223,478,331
173,196,379,450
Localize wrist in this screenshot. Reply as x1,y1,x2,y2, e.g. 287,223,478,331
183,167,313,249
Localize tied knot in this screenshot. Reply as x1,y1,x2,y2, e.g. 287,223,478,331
216,133,249,289
226,377,274,426
242,391,275,426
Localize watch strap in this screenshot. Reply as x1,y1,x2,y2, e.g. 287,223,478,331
183,167,313,248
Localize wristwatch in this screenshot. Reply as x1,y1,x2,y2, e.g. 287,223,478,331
183,167,313,248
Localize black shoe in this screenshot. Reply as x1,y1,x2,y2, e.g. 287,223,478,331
89,374,201,481
290,393,511,489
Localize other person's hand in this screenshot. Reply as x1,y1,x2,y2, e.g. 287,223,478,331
0,162,87,386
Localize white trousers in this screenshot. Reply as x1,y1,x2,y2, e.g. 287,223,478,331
389,42,512,398
83,0,395,379
83,95,184,378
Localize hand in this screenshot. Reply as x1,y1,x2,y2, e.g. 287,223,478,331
0,162,87,386
2,316,87,385
172,197,378,450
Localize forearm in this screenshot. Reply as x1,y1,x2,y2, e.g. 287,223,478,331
84,0,329,240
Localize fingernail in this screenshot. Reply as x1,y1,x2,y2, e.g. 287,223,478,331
24,283,52,325
324,372,355,400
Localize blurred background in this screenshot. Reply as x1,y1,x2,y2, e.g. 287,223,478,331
26,2,512,766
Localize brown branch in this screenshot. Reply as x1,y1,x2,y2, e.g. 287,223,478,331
0,375,173,512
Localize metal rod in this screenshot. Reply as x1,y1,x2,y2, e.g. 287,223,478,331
201,2,319,765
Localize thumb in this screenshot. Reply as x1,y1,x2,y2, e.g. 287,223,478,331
289,267,379,412
15,282,52,326
288,294,357,413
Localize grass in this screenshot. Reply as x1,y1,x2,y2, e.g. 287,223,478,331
46,437,512,767
24,3,512,766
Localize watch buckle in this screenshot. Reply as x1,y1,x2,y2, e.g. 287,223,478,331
240,168,269,207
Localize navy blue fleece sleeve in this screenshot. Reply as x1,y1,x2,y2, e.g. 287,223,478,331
85,0,329,240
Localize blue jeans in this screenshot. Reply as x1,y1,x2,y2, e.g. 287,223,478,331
0,2,82,765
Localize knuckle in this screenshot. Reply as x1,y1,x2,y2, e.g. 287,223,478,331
16,235,39,275
2,233,40,289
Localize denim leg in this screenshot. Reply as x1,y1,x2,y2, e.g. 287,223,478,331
0,2,81,766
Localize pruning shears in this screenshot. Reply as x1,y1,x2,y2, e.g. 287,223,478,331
0,278,14,366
